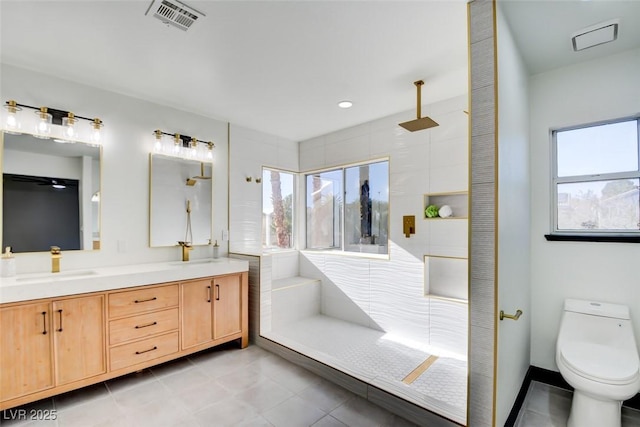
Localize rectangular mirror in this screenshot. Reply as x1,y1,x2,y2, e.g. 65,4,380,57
1,131,101,253
149,154,212,247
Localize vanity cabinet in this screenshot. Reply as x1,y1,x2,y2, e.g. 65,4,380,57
0,302,54,401
107,284,179,371
52,295,106,385
0,270,248,411
181,273,246,350
0,295,105,402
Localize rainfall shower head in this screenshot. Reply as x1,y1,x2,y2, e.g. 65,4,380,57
185,163,211,186
399,80,439,132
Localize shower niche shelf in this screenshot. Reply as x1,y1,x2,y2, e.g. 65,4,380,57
424,255,468,302
423,191,468,219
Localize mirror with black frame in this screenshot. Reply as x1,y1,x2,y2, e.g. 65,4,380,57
1,131,101,253
149,154,212,247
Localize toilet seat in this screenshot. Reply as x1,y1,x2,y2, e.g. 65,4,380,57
560,341,640,385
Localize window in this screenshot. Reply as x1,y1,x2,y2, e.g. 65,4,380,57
262,168,294,250
550,117,639,240
306,160,389,254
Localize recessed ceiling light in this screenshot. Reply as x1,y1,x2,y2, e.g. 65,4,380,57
571,19,619,52
338,101,353,109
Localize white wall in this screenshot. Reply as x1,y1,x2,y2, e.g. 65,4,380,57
299,95,469,355
495,5,532,426
228,124,298,256
1,64,229,273
529,48,640,370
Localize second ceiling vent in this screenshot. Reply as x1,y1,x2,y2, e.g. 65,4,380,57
145,0,205,31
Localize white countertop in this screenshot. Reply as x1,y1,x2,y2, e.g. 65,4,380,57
0,257,249,304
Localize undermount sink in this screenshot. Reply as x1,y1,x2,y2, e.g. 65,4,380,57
15,270,98,283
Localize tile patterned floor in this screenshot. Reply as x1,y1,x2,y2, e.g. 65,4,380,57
515,381,640,427
0,344,419,427
264,315,467,424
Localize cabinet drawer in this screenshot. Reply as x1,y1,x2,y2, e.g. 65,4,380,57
109,331,178,371
109,308,178,346
108,285,178,318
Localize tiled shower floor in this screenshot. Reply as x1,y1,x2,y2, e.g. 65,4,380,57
264,314,467,425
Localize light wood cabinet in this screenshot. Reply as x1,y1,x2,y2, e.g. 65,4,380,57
181,278,214,349
0,295,105,401
52,295,106,385
213,274,242,340
107,284,180,371
0,302,54,401
181,273,248,350
0,271,248,411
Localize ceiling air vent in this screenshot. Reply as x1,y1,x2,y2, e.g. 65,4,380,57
145,0,205,31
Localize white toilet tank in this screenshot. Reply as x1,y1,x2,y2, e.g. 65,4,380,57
559,299,636,351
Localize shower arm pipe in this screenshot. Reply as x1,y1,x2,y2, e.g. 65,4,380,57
414,80,424,119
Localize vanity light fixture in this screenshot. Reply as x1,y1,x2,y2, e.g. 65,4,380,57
2,100,104,143
152,129,215,162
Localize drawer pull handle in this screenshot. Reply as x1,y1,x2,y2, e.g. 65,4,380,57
57,309,63,332
215,284,220,301
135,321,158,329
135,346,158,355
134,297,157,304
207,285,212,303
41,311,47,335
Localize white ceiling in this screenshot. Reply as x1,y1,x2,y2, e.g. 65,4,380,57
2,1,638,142
0,0,469,142
500,0,640,75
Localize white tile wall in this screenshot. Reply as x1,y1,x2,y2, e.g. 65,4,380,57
272,251,300,280
297,95,469,355
229,124,299,255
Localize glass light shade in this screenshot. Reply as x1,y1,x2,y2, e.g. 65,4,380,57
153,130,164,152
62,114,77,140
188,139,198,158
3,100,22,133
90,118,103,144
206,143,214,161
5,111,20,133
172,135,182,155
34,107,52,138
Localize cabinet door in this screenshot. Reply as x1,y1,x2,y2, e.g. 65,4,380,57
181,279,214,349
0,302,53,401
53,295,106,385
213,274,242,340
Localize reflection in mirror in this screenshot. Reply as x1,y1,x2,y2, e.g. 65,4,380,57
149,154,212,247
1,132,101,253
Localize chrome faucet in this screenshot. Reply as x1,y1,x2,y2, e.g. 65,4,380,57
50,246,61,273
178,241,192,262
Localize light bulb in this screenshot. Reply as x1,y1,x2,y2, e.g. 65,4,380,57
3,100,22,133
34,107,52,138
6,113,17,129
90,118,103,144
153,130,163,152
206,142,214,161
62,113,77,140
173,134,182,155
188,138,198,158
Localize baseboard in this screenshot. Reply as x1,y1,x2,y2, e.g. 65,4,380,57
505,365,640,426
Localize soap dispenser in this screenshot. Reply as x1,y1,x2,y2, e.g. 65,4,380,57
212,240,220,259
1,246,16,277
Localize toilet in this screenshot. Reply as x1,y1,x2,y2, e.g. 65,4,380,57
556,299,640,427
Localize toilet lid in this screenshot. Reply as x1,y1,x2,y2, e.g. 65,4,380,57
561,342,640,384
